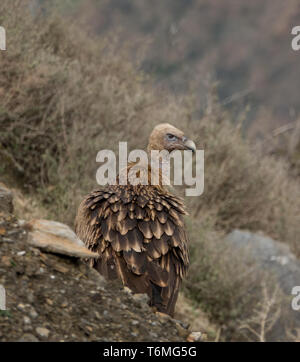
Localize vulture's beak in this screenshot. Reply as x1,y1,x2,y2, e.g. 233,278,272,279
183,137,196,153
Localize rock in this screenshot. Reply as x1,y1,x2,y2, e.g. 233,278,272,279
18,333,39,342
155,312,172,325
46,298,53,306
2,237,14,243
224,230,300,294
17,303,26,311
36,327,50,338
23,325,33,332
29,308,38,319
173,318,190,330
0,185,13,214
27,220,84,246
52,264,69,274
1,256,11,266
88,268,106,287
123,286,132,295
0,284,5,310
23,316,31,325
186,331,202,342
26,292,34,303
132,293,150,305
175,322,189,338
224,229,300,341
26,219,99,259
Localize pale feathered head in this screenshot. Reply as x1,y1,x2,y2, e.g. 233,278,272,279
147,123,196,153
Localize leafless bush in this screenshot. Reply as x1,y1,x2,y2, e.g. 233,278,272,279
184,218,282,341
238,283,281,342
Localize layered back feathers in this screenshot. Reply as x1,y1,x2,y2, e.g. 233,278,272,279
75,125,191,316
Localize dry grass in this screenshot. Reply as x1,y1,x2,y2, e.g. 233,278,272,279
186,107,300,256
0,0,299,341
0,0,188,223
183,218,286,341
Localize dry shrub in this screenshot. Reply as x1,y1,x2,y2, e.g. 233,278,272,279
237,283,282,342
184,218,290,341
0,0,189,222
184,101,300,257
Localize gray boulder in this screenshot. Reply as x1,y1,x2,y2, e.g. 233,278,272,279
225,229,300,340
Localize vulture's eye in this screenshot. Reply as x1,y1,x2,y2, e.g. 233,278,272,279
166,134,177,141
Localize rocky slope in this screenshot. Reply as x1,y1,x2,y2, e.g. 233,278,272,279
0,186,199,342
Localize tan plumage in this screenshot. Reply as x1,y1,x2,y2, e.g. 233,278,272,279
75,123,195,316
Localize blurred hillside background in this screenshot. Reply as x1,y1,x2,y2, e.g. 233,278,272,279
0,0,300,341
61,0,300,139
47,0,300,173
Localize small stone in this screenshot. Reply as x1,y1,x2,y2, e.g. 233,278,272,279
186,331,202,342
7,230,20,236
29,308,38,319
23,316,31,324
53,264,69,274
17,303,26,311
18,220,26,227
17,251,26,256
18,333,39,342
36,327,50,338
1,256,11,266
2,238,14,243
132,293,149,305
176,322,189,338
131,320,139,326
94,311,101,320
123,287,132,294
26,292,34,303
155,311,171,323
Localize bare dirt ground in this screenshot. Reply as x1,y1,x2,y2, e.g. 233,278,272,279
0,212,189,342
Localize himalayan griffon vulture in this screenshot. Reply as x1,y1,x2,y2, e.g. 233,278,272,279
75,124,196,316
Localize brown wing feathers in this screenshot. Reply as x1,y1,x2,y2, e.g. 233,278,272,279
75,185,189,316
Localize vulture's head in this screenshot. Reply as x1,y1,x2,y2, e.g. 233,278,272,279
147,123,196,153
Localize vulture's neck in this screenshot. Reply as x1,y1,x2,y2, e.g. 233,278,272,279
117,146,170,191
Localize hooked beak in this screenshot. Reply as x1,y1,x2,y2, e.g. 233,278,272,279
183,137,196,153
